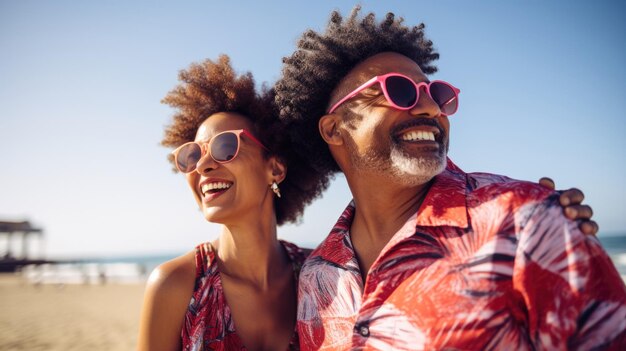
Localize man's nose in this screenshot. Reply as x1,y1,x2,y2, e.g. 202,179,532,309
409,86,441,118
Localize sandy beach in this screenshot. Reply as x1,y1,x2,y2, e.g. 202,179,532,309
0,274,146,351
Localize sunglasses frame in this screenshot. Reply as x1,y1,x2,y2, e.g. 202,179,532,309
327,73,460,116
172,129,269,173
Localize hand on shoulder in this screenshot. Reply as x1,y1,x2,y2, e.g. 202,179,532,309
538,177,598,236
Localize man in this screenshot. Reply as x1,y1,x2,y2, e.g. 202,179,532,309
275,7,626,350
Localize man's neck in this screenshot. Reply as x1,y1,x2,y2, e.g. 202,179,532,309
346,172,433,279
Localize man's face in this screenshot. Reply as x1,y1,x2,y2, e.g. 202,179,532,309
327,52,450,186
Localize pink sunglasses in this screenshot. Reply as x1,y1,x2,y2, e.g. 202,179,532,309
328,73,460,116
172,129,268,173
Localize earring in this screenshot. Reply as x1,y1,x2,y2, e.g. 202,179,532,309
271,181,281,198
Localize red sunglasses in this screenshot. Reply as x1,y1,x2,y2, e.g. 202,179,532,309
328,73,460,116
172,129,268,173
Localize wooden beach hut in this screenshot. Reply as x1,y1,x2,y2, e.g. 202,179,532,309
0,220,47,272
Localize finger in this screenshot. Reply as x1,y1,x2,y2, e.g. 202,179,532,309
538,177,555,190
580,221,599,236
564,205,593,220
559,188,584,206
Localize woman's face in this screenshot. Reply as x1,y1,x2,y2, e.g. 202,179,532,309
185,112,281,224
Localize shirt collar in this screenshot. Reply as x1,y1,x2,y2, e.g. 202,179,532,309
415,158,469,228
313,202,357,267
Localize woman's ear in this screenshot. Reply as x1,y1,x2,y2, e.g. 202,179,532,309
319,114,344,146
267,156,287,184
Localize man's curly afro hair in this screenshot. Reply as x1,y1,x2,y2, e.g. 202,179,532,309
161,55,326,225
275,6,439,183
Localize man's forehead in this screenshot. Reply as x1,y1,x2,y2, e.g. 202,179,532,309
347,52,426,83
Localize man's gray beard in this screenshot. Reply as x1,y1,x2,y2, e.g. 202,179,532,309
348,138,447,187
388,144,446,186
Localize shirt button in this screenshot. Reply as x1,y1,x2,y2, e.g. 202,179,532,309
358,325,370,337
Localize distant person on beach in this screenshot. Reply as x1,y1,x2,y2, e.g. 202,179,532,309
137,55,326,351
275,7,626,350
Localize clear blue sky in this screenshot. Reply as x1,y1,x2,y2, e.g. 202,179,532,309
1,1,625,258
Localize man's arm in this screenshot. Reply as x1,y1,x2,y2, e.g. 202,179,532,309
513,195,626,350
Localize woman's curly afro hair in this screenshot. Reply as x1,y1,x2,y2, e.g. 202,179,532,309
161,55,326,225
275,6,439,184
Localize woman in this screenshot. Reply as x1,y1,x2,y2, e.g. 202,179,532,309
137,55,325,351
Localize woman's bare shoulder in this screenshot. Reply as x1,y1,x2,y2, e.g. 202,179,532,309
146,250,197,296
137,250,197,351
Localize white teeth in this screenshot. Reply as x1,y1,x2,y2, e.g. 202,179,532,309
201,182,232,195
401,130,435,141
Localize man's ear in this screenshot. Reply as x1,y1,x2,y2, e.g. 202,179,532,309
319,114,344,146
267,156,287,184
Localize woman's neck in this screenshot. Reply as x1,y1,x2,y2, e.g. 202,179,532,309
214,218,289,290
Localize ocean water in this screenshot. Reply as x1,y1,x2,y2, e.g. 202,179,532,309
20,254,176,285
597,234,626,280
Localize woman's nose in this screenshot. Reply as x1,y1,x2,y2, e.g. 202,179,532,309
194,149,219,175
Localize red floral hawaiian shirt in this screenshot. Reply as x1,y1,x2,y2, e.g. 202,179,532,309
297,160,626,350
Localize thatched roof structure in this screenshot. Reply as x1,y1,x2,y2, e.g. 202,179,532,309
0,221,43,234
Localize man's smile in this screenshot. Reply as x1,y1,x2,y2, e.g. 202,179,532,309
401,130,435,141
392,119,445,150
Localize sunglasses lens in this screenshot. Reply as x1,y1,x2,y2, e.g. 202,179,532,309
210,132,239,162
386,75,417,108
176,143,202,173
430,82,458,115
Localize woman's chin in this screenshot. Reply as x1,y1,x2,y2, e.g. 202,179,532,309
202,207,231,224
